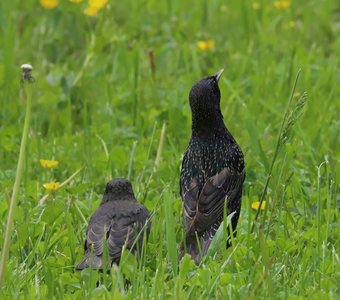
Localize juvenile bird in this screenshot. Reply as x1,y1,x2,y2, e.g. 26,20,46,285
180,69,245,264
75,179,151,270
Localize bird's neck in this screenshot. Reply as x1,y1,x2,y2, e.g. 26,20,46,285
102,192,135,203
191,109,231,139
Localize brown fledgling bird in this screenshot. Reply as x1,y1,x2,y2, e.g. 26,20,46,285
180,69,245,264
75,179,151,270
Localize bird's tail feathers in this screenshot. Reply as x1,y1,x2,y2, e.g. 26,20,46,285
180,223,222,265
200,233,213,257
75,250,104,270
179,234,202,265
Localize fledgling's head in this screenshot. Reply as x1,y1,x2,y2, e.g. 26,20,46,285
189,69,224,114
102,178,135,202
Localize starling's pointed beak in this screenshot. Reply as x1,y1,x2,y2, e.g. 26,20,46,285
213,68,224,82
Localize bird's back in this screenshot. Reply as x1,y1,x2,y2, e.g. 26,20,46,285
181,134,244,184
180,133,245,263
75,199,151,270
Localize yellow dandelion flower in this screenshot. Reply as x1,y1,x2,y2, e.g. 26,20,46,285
39,0,59,9
197,41,207,51
40,159,59,168
84,5,100,16
251,201,266,210
274,0,290,9
91,0,107,6
83,0,108,16
197,39,215,51
43,182,60,191
89,0,108,9
206,39,215,49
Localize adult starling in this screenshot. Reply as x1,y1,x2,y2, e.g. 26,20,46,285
75,179,151,270
180,69,245,264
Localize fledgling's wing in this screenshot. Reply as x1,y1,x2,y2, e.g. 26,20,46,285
107,204,151,264
75,202,115,270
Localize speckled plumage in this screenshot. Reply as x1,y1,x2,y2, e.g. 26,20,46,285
180,70,245,264
75,179,151,270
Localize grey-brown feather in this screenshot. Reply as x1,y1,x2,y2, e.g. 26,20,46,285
75,194,151,270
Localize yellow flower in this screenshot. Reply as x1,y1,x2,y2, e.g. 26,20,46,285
84,5,100,16
39,0,59,9
197,39,215,51
40,159,59,168
83,0,108,16
274,0,290,9
251,201,266,210
89,0,108,9
43,182,60,191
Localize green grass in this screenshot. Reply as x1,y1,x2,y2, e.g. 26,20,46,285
0,0,339,299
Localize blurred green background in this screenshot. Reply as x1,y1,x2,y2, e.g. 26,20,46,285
0,0,339,298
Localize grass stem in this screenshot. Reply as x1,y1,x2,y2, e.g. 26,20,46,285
251,69,301,232
0,71,33,286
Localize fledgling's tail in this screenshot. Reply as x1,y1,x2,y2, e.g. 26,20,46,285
75,249,103,270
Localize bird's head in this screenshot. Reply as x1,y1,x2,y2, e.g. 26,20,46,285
102,178,135,202
188,69,225,133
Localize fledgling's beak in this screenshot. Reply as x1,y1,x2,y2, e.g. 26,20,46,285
213,68,224,82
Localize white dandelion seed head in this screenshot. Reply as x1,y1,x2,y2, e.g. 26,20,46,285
20,64,33,71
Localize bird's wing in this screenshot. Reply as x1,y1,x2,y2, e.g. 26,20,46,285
85,206,113,256
181,178,200,219
182,167,245,236
107,204,150,263
75,205,114,270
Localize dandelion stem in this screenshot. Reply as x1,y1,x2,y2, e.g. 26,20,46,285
251,69,301,233
0,75,33,286
38,167,84,205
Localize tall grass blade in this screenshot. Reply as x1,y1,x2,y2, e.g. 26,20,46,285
251,70,308,232
203,212,235,262
154,121,167,171
164,193,178,275
127,141,138,180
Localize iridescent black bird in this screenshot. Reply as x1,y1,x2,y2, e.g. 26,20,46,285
180,69,245,264
75,179,151,270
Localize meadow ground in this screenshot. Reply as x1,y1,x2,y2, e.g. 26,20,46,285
0,0,339,299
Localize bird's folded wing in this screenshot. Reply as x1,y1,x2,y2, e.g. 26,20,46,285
183,168,245,235
107,206,150,262
86,216,112,256
181,178,200,218
135,205,152,235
